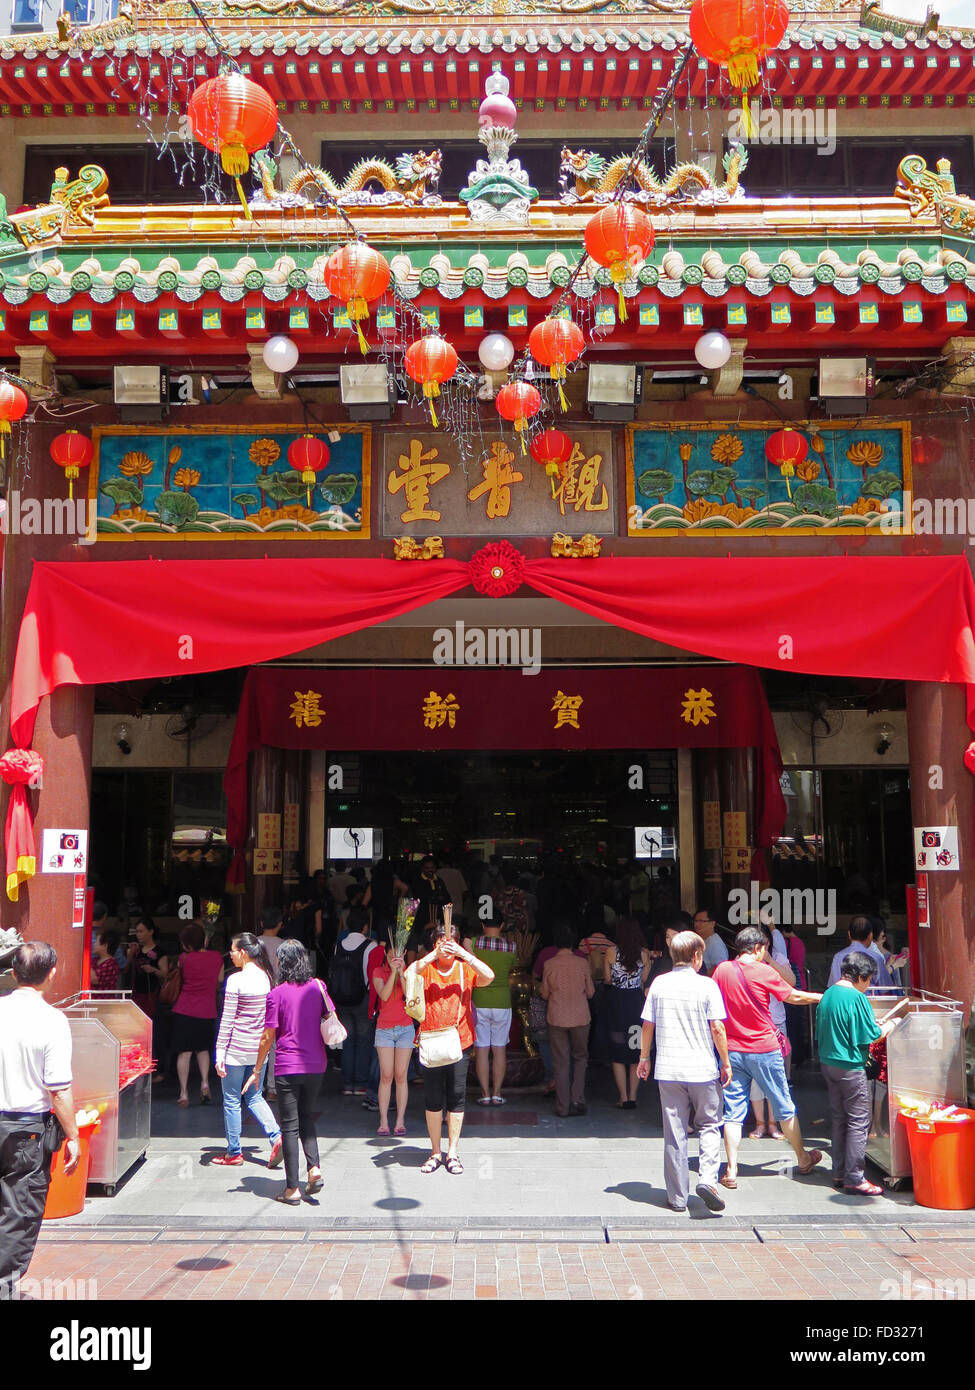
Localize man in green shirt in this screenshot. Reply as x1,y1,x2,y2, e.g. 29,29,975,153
816,951,896,1197
472,919,518,1105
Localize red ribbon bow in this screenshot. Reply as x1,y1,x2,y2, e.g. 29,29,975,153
0,748,44,901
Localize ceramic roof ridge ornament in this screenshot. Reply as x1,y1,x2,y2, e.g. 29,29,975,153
459,71,538,225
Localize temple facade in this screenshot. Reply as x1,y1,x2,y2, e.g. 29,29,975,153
0,0,974,1010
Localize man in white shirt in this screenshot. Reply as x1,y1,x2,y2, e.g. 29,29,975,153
0,942,80,1298
692,907,729,975
638,930,731,1215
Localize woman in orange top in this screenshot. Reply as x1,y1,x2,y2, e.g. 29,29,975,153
413,923,494,1175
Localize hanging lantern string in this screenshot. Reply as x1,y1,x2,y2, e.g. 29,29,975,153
507,35,694,389
183,0,480,393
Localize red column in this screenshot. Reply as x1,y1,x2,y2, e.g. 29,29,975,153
906,681,975,1017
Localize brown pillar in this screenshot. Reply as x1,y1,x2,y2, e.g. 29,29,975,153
906,681,975,1015
0,423,95,1000
696,748,723,913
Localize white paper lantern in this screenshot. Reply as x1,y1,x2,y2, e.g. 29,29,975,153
262,335,299,374
694,331,732,371
477,332,515,373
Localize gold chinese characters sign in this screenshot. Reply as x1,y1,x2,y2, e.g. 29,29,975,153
382,430,616,538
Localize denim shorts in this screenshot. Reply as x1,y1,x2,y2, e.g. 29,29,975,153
375,1024,416,1050
724,1049,796,1124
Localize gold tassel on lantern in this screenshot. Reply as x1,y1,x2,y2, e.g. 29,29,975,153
66,463,79,502
610,261,629,322
552,364,569,413
517,421,527,456
0,420,9,461
546,462,559,499
728,48,760,139
423,380,440,428
781,462,794,499
302,467,315,508
220,135,253,220
348,298,370,355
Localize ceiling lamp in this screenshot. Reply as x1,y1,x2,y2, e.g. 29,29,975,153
477,333,515,374
262,335,299,375
694,331,733,371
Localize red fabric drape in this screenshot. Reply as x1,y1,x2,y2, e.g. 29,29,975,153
8,553,975,899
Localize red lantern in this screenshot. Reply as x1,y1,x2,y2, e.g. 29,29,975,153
530,428,573,496
496,380,542,455
911,435,943,469
187,74,278,219
765,427,808,500
287,434,330,507
404,335,459,428
528,318,585,412
50,429,93,501
689,0,789,136
0,380,28,462
584,204,654,322
323,242,391,355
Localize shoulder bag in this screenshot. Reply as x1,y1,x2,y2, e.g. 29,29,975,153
159,962,182,1007
734,960,791,1058
418,964,465,1068
403,962,426,1024
315,979,348,1048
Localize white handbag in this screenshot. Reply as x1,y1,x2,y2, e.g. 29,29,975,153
418,966,465,1068
316,979,348,1048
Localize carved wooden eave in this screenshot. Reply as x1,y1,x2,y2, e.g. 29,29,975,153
0,0,972,112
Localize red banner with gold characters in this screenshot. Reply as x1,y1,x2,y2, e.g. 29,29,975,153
224,663,785,873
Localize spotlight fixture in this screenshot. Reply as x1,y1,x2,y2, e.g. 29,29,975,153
112,721,133,756
586,363,643,421
816,357,875,417
339,364,396,421
875,721,894,756
113,365,169,421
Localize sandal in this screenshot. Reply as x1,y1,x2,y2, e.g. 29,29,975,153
719,1174,738,1189
769,1128,785,1141
797,1149,823,1176
490,1096,505,1105
377,1124,390,1136
477,1096,493,1106
200,1090,211,1106
420,1154,443,1174
177,1096,189,1108
844,1180,883,1196
444,1155,464,1175
305,1173,324,1195
275,1192,301,1206
394,1124,407,1136
749,1126,768,1139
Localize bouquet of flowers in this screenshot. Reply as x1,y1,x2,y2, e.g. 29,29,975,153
393,896,419,957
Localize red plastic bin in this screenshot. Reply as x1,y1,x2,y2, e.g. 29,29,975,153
899,1108,975,1211
42,1120,99,1220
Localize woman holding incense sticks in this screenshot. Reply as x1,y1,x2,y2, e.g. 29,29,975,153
371,942,413,1136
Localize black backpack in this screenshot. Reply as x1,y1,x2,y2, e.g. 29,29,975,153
328,938,369,1006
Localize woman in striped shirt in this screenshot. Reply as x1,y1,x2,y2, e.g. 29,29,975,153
211,934,283,1169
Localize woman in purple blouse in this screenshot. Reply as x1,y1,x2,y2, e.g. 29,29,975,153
246,939,336,1204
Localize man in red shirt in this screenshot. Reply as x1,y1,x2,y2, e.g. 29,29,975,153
713,926,823,1189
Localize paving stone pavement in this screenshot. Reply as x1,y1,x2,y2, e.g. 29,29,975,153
28,1066,975,1300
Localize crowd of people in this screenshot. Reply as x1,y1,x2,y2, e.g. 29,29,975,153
75,854,909,1208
